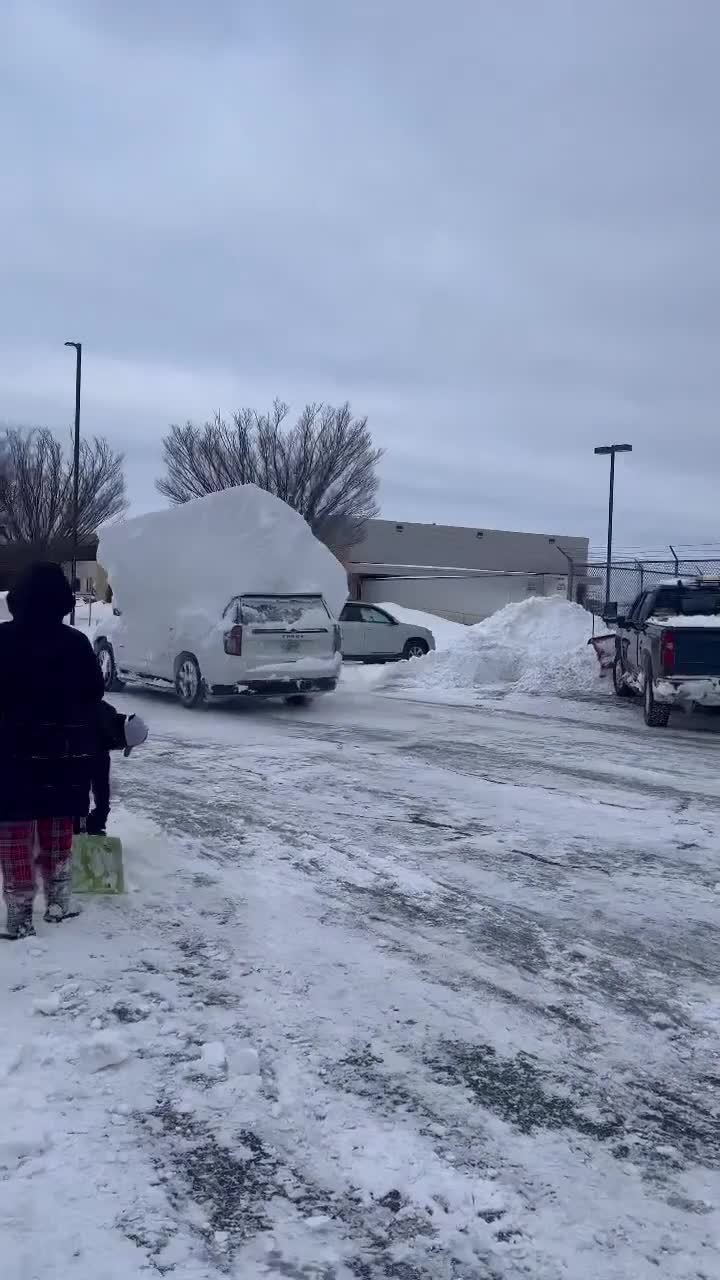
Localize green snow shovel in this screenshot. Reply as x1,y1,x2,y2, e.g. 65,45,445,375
72,833,125,895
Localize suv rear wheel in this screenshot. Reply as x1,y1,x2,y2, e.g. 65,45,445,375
175,654,205,709
643,663,670,728
95,639,123,692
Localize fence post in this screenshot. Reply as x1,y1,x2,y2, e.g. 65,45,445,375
669,545,679,575
635,560,644,593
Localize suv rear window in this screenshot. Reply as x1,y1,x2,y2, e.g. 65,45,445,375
652,588,720,616
225,595,331,627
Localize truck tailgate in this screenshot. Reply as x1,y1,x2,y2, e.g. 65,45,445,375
673,629,720,676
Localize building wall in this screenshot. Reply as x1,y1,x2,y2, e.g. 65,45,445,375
350,520,588,575
361,570,567,625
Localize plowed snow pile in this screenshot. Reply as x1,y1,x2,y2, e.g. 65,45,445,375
392,596,600,697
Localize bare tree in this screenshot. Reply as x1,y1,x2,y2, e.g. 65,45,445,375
157,400,382,551
0,427,127,544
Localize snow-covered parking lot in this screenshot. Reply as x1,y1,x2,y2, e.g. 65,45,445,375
2,673,719,1279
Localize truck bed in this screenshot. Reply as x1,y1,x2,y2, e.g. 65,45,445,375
649,620,720,677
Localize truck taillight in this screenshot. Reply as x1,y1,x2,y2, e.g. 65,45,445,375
660,630,675,674
333,623,342,653
224,624,243,656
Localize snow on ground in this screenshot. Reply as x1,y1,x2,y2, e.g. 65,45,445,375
1,679,718,1279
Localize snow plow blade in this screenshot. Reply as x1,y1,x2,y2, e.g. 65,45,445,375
589,633,616,671
71,834,125,895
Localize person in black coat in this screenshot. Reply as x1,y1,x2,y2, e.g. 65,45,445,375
0,562,104,938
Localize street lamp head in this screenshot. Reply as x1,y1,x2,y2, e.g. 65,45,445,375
64,341,81,351
594,443,632,455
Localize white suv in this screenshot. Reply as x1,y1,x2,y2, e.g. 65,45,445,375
340,603,435,663
95,593,341,708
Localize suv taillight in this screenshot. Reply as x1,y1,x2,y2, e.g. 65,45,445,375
333,623,342,653
224,624,243,656
660,630,675,674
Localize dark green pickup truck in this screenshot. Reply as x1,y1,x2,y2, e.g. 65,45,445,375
613,580,720,727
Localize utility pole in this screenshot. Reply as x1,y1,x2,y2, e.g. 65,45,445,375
594,443,632,614
64,341,82,625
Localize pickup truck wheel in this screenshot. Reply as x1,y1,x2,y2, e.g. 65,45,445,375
643,666,670,728
175,654,206,709
612,657,634,698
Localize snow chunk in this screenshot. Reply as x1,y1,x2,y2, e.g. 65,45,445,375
82,1031,131,1072
305,1214,333,1230
32,993,62,1017
99,484,348,621
0,1124,52,1168
192,1041,228,1078
235,1042,260,1076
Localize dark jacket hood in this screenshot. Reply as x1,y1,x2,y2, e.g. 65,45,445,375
7,562,75,624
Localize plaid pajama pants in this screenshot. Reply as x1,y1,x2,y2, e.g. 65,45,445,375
0,818,74,913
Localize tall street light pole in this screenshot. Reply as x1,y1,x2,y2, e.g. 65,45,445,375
594,443,632,614
64,341,82,626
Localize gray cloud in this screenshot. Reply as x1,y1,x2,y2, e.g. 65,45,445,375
1,0,719,554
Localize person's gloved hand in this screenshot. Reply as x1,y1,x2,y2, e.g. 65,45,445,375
123,714,149,756
86,809,107,835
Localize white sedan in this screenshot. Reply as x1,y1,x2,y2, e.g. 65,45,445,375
339,602,436,662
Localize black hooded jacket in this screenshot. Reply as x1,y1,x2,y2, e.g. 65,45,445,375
0,563,104,820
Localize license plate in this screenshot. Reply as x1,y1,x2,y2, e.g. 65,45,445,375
284,634,301,651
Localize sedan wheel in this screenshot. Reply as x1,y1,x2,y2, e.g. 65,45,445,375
403,639,429,660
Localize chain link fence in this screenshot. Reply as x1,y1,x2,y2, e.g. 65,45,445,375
571,558,720,617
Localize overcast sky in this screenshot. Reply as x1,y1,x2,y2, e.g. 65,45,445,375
1,0,719,555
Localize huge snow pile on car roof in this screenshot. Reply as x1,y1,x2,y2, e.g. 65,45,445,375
391,595,600,697
98,485,348,619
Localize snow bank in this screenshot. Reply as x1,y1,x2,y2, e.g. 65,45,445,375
374,603,465,650
98,486,348,620
391,596,600,698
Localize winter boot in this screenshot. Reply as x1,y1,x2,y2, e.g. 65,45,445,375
43,863,76,924
6,900,36,940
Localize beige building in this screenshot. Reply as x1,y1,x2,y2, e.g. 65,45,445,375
347,520,589,624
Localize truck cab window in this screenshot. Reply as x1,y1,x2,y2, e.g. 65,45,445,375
627,594,645,623
637,594,657,624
